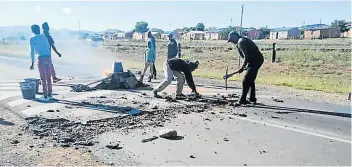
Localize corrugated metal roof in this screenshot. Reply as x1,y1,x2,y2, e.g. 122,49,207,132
188,31,206,34
299,24,331,30
270,27,297,32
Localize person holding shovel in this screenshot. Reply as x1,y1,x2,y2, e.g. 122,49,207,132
153,58,199,99
139,31,156,82
42,22,62,83
29,24,53,101
224,31,264,106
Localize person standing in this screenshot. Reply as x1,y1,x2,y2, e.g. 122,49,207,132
224,31,264,106
42,22,62,83
153,58,199,99
29,24,53,100
139,31,156,83
167,33,178,59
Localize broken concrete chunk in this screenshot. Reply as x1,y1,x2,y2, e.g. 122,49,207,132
151,105,158,109
223,138,229,142
47,110,55,112
141,136,158,143
271,115,280,119
159,129,177,139
189,155,196,158
106,143,121,150
239,113,247,117
273,98,284,102
11,140,20,144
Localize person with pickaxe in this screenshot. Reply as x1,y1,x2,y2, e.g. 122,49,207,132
224,31,264,106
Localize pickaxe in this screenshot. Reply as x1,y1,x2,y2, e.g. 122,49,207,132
225,65,228,90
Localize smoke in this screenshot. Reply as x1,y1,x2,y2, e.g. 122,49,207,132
53,39,120,78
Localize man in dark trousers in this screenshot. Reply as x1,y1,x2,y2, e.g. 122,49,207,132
224,31,264,106
153,58,199,98
42,22,62,83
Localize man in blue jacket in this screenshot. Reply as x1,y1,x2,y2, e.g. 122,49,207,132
139,31,156,82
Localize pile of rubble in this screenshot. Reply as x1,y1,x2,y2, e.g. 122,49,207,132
95,70,140,90
71,70,147,92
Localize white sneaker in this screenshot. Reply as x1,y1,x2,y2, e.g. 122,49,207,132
39,96,50,102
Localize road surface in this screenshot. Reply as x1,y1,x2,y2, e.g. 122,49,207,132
0,41,351,166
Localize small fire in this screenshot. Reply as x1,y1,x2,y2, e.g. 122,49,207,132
103,69,112,77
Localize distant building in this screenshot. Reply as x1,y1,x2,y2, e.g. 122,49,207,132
341,29,352,38
151,31,161,39
269,27,300,40
205,29,226,40
182,31,206,40
242,28,260,40
302,27,340,39
299,24,340,39
161,31,181,40
132,32,146,41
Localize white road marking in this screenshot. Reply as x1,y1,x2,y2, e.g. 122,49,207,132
7,90,69,107
222,114,352,144
20,90,114,116
0,83,21,86
0,92,22,100
0,87,20,90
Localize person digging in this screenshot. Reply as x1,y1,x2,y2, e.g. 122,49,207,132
224,31,264,106
153,58,200,99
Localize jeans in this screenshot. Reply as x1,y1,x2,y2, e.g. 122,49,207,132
153,61,185,95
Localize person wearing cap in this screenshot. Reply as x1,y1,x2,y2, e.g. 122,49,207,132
42,22,62,83
224,31,264,105
167,33,178,59
139,31,156,82
153,58,199,99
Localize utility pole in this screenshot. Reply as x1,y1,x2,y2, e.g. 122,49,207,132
320,18,322,24
238,4,244,68
0,30,3,44
78,20,81,39
230,18,233,27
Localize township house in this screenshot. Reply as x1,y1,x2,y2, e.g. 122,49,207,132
269,27,300,40
132,32,146,40
182,31,206,40
161,31,181,40
300,24,340,39
341,29,352,38
204,28,227,40
242,28,260,40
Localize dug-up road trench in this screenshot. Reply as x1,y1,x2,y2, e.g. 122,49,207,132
1,80,351,166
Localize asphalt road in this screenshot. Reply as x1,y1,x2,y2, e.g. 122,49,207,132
0,40,351,166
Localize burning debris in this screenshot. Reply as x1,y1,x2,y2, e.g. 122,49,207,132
71,70,149,92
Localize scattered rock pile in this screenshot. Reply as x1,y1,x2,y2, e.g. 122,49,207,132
95,70,140,90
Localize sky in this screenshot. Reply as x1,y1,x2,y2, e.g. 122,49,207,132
0,0,351,32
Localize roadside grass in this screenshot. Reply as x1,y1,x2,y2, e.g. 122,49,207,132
104,40,351,93
1,40,350,93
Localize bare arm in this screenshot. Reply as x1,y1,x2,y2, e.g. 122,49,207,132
52,44,61,56
29,38,35,64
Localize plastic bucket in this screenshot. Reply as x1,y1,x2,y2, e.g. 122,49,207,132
24,78,40,94
19,82,36,100
113,61,124,73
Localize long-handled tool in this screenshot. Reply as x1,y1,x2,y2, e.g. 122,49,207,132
70,76,111,92
225,65,228,90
